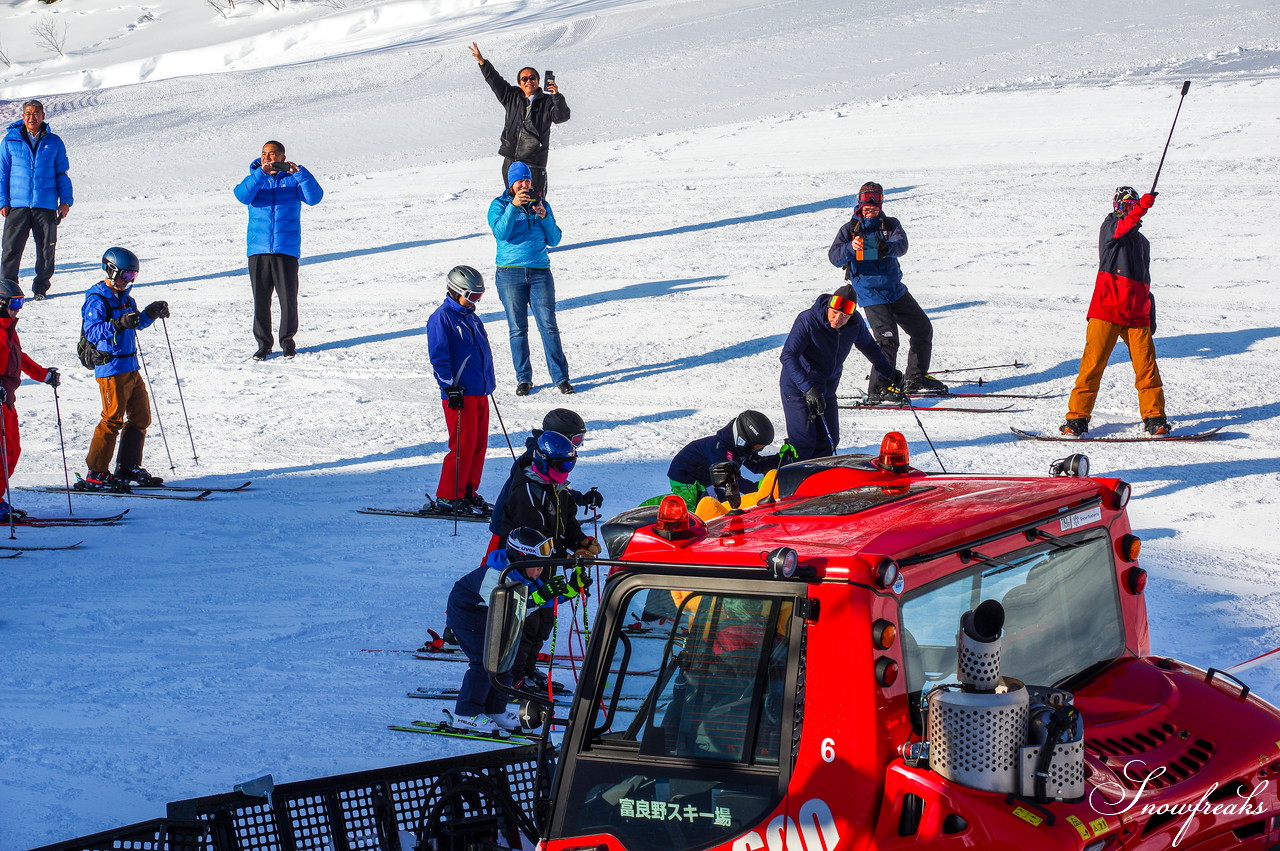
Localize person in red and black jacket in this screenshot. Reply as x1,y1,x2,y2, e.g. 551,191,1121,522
1062,186,1170,437
0,277,59,520
468,42,570,199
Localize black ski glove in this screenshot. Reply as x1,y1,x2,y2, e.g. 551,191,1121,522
889,369,905,390
568,568,593,593
112,312,141,331
804,387,826,421
444,384,465,410
709,460,737,489
531,575,570,606
44,367,60,388
144,301,170,320
574,487,603,509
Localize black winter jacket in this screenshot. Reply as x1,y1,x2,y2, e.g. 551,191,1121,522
480,62,571,167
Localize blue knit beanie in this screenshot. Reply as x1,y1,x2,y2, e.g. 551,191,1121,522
508,161,532,188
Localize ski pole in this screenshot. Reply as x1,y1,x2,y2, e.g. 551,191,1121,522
1151,81,1191,195
450,400,462,537
489,393,517,461
929,361,1026,375
0,405,14,539
51,384,73,514
135,340,175,474
900,391,946,473
159,318,199,466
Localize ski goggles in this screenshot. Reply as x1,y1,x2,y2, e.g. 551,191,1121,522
857,189,883,207
117,270,138,284
567,432,585,447
463,290,483,303
547,455,577,474
7,297,24,311
828,294,857,315
511,534,556,558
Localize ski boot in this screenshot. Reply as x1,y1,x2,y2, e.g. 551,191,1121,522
1059,418,1089,438
115,465,164,487
442,709,505,737
0,499,28,521
76,471,132,493
1143,416,1173,436
904,374,949,394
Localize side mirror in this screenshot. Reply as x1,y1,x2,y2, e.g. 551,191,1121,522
484,581,529,677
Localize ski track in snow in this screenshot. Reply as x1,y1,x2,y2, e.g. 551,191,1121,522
1,0,1279,846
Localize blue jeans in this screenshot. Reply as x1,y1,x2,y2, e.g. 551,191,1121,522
494,266,570,385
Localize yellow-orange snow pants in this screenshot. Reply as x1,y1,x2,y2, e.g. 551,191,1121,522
1066,319,1165,420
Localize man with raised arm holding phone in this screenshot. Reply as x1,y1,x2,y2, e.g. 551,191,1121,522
469,43,570,199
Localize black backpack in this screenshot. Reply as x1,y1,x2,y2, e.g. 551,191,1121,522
77,294,114,369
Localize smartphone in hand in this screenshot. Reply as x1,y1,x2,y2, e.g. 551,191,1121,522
545,70,555,84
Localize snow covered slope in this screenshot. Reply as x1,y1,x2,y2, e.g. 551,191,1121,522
1,0,1278,847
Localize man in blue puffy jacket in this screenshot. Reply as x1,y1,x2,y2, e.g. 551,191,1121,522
828,182,946,400
233,140,323,360
426,266,496,516
488,161,573,396
1,101,74,299
780,284,901,461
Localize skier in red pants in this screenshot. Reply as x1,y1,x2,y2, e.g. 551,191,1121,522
426,265,496,516
0,277,59,521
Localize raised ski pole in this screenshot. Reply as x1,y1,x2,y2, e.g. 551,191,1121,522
160,318,199,466
489,393,517,461
51,383,74,514
135,341,176,474
1151,81,1192,195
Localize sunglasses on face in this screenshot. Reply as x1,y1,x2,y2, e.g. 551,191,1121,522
7,297,24,311
828,294,857,315
519,75,539,82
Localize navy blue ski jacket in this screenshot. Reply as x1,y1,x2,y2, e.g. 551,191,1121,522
667,421,775,491
780,294,895,397
426,296,496,399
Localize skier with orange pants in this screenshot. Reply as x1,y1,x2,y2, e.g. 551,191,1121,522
1061,186,1171,437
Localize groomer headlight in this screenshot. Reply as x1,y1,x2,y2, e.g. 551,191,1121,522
1049,453,1089,478
874,557,902,592
765,546,799,579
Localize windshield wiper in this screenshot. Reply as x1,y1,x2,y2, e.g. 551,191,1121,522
1026,529,1086,550
1055,656,1120,691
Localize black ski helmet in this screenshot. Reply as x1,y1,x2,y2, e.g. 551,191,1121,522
733,410,774,450
446,265,485,299
0,278,22,300
542,408,586,441
1113,186,1140,214
507,526,554,562
102,247,140,281
532,431,577,480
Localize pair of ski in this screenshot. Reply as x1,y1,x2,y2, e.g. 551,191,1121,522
358,501,492,523
18,480,252,501
387,718,541,744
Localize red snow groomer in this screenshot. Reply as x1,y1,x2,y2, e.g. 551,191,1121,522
496,432,1280,851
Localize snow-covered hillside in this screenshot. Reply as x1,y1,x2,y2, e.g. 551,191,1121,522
1,0,1279,847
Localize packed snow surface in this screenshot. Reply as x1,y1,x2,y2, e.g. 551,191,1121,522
2,0,1279,846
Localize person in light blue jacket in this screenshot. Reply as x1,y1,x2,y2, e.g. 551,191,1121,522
487,161,573,396
0,101,74,299
233,140,323,361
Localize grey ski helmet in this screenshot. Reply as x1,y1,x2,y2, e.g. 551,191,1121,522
102,247,140,281
0,278,22,300
542,408,586,442
733,410,774,450
446,265,485,300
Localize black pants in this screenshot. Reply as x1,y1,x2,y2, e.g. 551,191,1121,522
862,292,933,393
249,253,300,353
513,606,555,680
1,207,59,295
501,158,548,198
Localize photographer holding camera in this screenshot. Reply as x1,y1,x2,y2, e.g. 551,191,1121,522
233,140,324,361
469,43,570,199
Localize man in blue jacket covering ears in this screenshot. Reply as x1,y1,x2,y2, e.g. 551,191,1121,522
780,284,902,462
0,100,74,299
233,140,323,361
426,266,497,517
77,247,170,492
